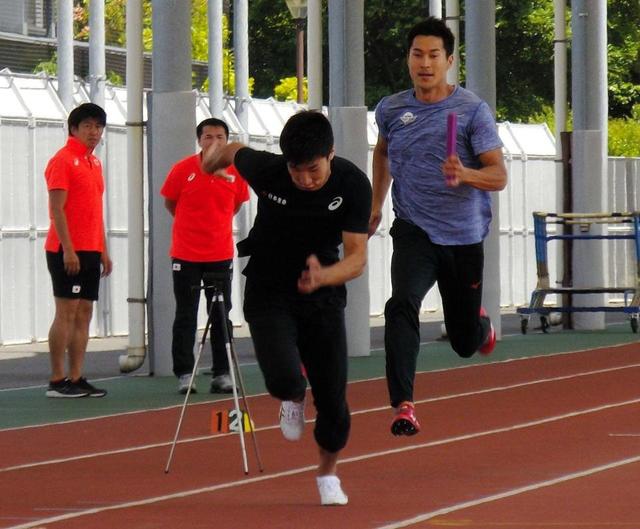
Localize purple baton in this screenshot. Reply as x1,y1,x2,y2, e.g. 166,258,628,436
446,112,457,182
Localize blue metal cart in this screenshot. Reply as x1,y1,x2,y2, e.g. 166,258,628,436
517,211,640,334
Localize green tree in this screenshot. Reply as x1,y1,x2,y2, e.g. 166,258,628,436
274,76,308,102
248,0,303,99
494,1,556,121
607,0,640,116
364,1,430,108
72,0,243,93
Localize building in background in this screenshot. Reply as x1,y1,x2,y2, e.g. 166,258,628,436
0,0,210,88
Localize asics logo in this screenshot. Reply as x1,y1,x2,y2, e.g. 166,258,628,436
328,196,343,211
187,173,196,182
400,112,416,125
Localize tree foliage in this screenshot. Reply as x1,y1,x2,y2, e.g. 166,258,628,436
247,0,303,100
72,0,243,93
607,0,640,116
274,76,308,102
68,0,639,129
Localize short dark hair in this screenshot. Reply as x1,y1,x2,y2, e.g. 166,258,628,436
67,103,107,131
407,17,455,57
279,111,334,165
197,117,229,140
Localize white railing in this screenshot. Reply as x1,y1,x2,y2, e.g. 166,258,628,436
1,71,638,344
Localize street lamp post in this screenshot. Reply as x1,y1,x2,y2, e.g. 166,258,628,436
285,0,308,104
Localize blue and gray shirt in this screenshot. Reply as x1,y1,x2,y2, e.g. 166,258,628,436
375,86,503,245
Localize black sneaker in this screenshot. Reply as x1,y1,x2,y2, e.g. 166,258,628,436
72,377,108,398
46,378,89,398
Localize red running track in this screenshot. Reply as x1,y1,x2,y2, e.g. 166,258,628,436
1,343,640,528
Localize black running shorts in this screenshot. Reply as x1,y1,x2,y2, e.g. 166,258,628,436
46,249,102,301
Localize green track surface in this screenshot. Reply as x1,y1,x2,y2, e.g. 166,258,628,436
1,324,637,430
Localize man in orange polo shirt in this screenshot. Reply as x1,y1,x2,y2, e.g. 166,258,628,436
161,118,249,394
44,103,112,398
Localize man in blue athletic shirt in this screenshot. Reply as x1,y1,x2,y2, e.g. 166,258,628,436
370,17,508,437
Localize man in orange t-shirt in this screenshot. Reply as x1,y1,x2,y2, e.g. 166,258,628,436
44,103,112,398
161,118,249,394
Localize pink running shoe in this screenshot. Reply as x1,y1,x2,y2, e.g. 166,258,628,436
478,307,496,355
390,401,421,436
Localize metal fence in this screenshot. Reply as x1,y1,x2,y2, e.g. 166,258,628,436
1,70,639,344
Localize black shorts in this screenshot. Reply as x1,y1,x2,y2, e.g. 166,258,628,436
46,250,101,301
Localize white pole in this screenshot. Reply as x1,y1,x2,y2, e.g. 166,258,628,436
307,0,323,110
208,0,224,117
429,0,443,18
466,0,501,339
445,0,460,84
328,0,369,357
554,0,568,149
571,0,608,330
120,0,147,373
57,0,74,111
89,0,105,108
233,0,249,132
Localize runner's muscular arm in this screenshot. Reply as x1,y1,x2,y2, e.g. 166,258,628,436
48,189,80,275
297,232,368,294
442,148,507,191
369,134,392,237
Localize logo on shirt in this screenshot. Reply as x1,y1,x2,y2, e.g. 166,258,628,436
173,263,181,271
264,192,287,206
72,285,81,294
187,173,196,182
400,112,416,125
328,196,343,211
73,158,80,166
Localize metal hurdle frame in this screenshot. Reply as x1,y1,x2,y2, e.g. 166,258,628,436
517,211,640,334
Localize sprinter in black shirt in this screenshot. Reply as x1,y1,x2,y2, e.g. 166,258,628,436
203,111,371,506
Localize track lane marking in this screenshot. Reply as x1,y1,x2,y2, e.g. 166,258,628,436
374,455,640,528
5,397,640,529
1,339,637,431
2,362,640,473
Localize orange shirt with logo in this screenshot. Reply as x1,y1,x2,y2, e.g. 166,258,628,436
160,154,249,262
44,136,105,253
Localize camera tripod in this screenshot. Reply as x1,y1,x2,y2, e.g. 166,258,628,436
164,275,263,475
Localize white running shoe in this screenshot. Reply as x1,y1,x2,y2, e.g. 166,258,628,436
316,475,349,506
279,399,305,441
178,374,196,394
210,373,234,393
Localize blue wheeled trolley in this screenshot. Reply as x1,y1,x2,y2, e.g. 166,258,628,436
517,211,640,334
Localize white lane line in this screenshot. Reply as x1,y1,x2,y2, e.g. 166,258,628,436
374,454,640,529
352,362,640,417
32,508,83,512
0,426,280,473
3,362,640,473
5,397,640,529
1,339,635,432
0,375,127,393
0,391,269,432
4,463,315,529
